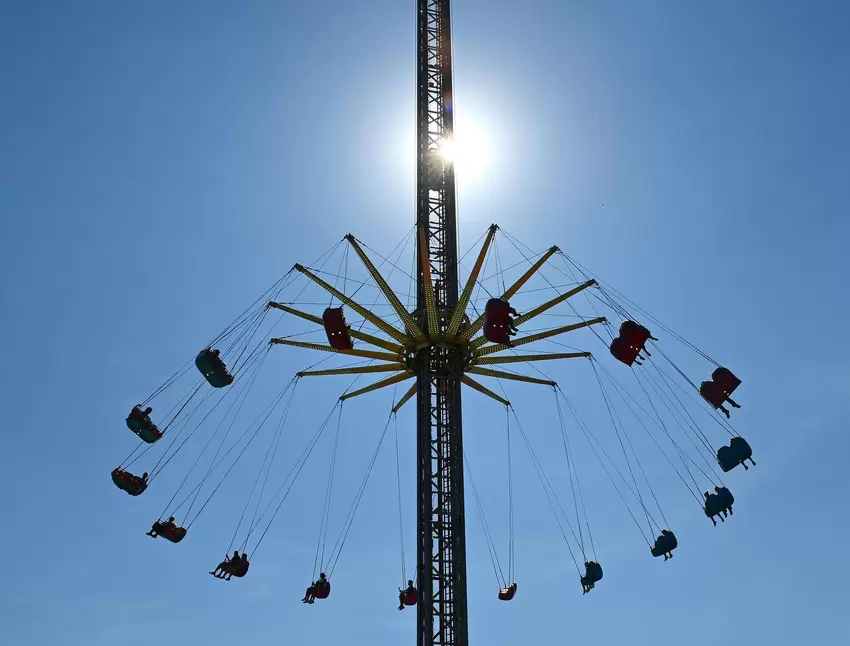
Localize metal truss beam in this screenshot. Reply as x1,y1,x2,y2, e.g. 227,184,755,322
268,301,404,353
339,372,414,401
460,375,511,406
345,234,426,340
474,317,607,357
270,338,401,362
297,364,406,377
465,366,556,387
393,383,418,413
474,352,591,366
446,224,498,337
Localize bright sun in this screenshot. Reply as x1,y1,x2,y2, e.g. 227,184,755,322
437,123,490,181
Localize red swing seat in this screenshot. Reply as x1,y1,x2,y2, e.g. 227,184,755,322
712,367,741,396
402,589,417,606
159,523,187,543
314,581,331,599
322,307,354,350
111,468,147,496
484,299,512,345
610,320,652,367
699,380,727,408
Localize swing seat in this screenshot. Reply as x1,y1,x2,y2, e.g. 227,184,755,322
322,307,354,350
484,299,513,345
160,523,187,543
699,380,727,408
402,589,417,606
126,406,147,433
609,337,641,366
716,487,734,510
701,368,741,408
619,320,651,348
126,406,163,443
712,367,741,396
717,437,753,472
583,563,603,584
498,583,517,601
610,321,651,366
227,560,250,578
729,436,752,460
138,424,163,444
195,349,234,388
651,532,678,557
314,582,331,599
717,445,736,472
484,321,511,345
485,298,510,321
704,495,724,519
111,468,147,496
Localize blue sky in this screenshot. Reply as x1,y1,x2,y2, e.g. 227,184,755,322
2,1,849,644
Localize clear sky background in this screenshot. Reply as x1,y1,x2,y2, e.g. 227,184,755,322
2,1,849,644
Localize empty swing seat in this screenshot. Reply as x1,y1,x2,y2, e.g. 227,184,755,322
498,583,517,601
322,307,354,350
111,468,147,496
195,349,234,388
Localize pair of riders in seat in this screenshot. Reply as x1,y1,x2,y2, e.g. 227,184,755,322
210,551,250,580
302,572,330,603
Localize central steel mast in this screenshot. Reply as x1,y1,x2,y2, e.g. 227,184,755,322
414,2,468,646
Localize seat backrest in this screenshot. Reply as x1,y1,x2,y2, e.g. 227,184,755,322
485,298,507,313
322,307,346,328
730,437,751,459
700,380,726,407
705,495,721,515
610,337,639,365
498,586,516,601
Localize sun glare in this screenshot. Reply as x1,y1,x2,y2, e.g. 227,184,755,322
437,121,490,182
438,138,457,162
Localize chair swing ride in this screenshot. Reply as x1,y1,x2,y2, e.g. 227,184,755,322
109,2,757,641
112,225,755,601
